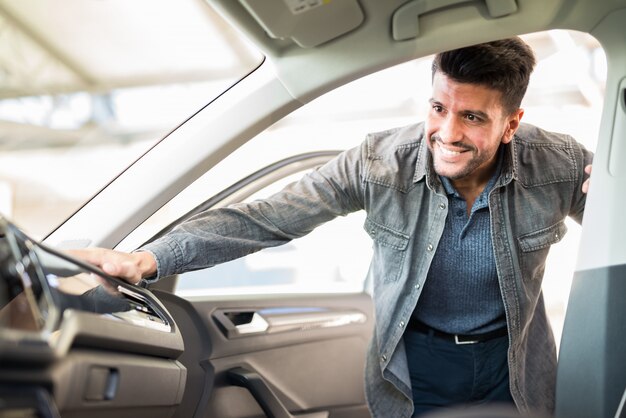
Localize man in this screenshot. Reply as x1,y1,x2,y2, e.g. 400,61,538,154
72,37,593,417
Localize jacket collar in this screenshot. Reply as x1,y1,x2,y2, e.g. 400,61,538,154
497,134,518,187
412,130,429,184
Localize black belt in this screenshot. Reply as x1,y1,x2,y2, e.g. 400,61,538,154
408,320,508,345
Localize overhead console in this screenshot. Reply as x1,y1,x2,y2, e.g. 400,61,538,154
0,217,185,418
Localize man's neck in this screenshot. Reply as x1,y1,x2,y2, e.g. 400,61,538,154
449,158,500,215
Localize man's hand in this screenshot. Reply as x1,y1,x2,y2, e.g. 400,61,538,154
65,248,157,285
582,164,592,194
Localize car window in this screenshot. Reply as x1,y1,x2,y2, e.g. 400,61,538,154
175,171,372,297
0,0,262,239
130,30,604,344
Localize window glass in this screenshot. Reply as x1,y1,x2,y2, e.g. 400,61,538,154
0,0,262,239
155,30,604,345
175,172,371,297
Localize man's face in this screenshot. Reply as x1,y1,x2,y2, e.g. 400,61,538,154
425,72,522,185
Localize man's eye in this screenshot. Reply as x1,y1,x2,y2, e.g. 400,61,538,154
466,114,480,122
433,105,443,112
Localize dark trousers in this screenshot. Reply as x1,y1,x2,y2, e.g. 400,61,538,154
404,328,514,417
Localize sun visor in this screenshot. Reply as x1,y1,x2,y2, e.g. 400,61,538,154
239,0,364,48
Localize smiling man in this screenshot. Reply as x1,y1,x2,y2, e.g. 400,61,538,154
70,38,593,417
426,42,526,210
404,40,539,416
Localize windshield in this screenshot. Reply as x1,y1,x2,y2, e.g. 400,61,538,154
0,0,262,239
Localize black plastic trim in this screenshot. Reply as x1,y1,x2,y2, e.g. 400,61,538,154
228,367,294,418
556,263,626,418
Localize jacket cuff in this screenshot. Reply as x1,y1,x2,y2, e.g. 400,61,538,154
137,237,184,281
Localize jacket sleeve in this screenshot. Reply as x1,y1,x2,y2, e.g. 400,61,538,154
140,143,367,279
569,139,594,224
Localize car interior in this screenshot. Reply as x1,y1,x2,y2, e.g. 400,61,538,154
1,0,626,417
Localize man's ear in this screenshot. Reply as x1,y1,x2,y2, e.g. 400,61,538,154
502,108,524,144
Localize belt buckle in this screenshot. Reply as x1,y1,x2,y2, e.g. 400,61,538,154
454,335,479,345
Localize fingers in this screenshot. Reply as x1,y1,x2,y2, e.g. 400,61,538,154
107,254,145,285
65,248,145,285
582,164,592,194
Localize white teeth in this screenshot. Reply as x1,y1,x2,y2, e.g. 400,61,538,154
438,144,462,156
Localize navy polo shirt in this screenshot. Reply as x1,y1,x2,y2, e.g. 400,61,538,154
413,152,507,335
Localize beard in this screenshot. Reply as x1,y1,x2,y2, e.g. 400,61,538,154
428,134,499,181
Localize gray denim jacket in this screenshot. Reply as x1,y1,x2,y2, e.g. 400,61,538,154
143,122,593,417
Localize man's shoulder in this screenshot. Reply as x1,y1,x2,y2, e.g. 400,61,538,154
514,123,577,147
360,122,426,191
364,122,425,157
512,123,585,187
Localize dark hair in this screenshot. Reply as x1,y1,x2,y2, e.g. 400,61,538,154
431,37,536,114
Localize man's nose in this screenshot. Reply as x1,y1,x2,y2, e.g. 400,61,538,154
438,117,462,143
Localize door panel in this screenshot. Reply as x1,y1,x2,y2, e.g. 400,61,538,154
155,290,374,418
145,153,374,418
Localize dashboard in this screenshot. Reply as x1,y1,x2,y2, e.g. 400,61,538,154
0,217,186,417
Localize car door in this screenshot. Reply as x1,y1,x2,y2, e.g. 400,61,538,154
31,3,616,415
154,291,373,418
143,152,375,418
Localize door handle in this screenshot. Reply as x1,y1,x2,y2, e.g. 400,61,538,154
227,367,328,418
392,0,518,40
213,308,366,339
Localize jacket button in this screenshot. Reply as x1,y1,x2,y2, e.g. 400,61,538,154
439,203,446,209
399,321,405,328
427,244,434,251
415,283,421,289
381,354,387,362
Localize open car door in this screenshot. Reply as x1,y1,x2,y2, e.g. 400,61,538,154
146,151,375,418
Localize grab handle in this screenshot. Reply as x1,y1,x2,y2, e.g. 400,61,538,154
392,0,517,40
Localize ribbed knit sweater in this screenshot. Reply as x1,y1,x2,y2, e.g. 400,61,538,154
412,158,507,335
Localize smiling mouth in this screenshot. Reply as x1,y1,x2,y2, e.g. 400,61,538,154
438,144,462,156
436,142,470,157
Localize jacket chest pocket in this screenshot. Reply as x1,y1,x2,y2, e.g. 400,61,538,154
517,220,568,281
364,218,409,283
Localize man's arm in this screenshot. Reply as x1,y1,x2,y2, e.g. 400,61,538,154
582,164,592,194
65,248,157,285
563,131,593,223
67,143,367,285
